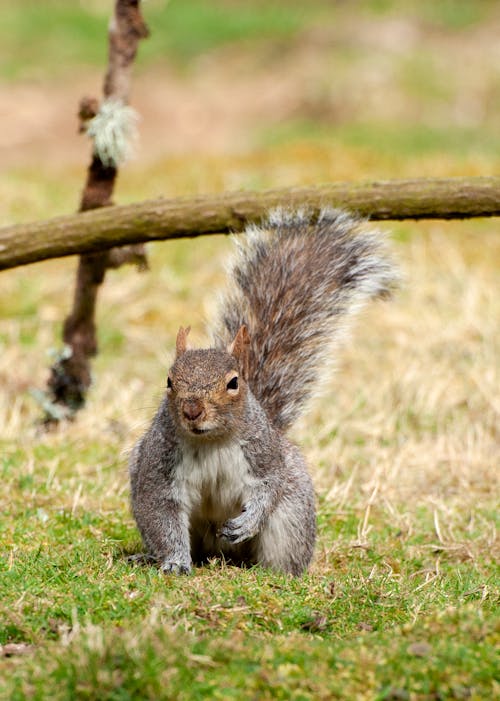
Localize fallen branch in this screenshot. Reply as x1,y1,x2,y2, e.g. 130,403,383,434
1,176,499,272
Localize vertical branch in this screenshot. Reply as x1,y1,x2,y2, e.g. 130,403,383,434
47,0,149,418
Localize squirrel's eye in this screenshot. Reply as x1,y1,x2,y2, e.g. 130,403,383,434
227,376,239,391
167,376,173,391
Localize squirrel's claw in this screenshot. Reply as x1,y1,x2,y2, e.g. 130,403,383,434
126,552,157,566
218,509,258,544
160,560,192,575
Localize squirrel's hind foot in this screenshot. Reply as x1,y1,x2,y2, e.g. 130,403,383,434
160,560,192,576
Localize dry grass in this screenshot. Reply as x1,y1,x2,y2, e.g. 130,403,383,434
1,215,498,550
305,221,500,503
0,211,498,698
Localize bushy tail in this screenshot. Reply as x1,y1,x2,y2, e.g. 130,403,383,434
214,209,398,431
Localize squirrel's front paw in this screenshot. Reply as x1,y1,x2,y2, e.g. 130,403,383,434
218,506,260,544
160,559,192,575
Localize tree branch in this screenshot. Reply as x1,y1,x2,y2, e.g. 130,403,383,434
44,0,149,418
1,176,499,272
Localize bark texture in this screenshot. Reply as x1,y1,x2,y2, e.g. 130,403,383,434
46,0,149,416
1,177,499,272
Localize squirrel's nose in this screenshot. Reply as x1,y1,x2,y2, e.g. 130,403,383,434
182,399,204,421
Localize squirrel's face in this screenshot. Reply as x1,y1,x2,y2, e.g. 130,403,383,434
166,325,250,440
167,348,246,440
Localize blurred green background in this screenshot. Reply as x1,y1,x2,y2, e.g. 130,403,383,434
2,0,499,229
3,0,499,78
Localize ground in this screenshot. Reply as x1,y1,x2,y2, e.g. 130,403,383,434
0,1,498,699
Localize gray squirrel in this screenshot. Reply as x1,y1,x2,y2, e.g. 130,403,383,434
129,209,397,576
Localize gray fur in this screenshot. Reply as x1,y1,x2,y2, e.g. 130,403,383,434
130,390,315,575
214,208,397,430
129,209,397,576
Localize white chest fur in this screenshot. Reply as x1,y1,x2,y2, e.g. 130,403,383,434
174,440,256,522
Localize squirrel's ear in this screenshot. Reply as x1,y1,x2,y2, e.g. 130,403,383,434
228,325,250,378
175,326,191,357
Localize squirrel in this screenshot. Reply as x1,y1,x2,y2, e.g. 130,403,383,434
129,209,397,576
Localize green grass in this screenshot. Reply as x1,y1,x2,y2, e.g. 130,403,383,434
365,0,496,28
1,5,107,81
1,439,498,698
259,121,500,159
1,0,316,81
416,0,496,30
4,0,499,80
2,606,498,699
139,1,306,65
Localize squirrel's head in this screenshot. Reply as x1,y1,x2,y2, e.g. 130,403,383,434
166,325,250,440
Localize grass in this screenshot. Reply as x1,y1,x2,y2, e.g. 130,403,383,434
1,1,499,699
1,0,321,81
3,0,500,80
1,428,498,698
0,211,498,699
2,606,497,699
259,121,500,160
